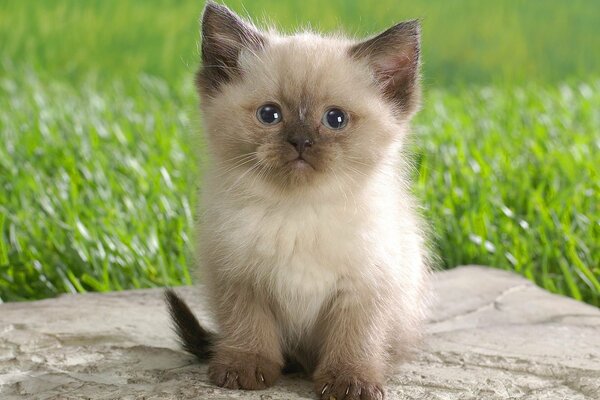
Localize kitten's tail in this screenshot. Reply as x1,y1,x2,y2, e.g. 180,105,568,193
164,289,213,360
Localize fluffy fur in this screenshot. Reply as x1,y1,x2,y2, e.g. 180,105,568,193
166,2,431,399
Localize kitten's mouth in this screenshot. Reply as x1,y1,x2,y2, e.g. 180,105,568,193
288,156,314,170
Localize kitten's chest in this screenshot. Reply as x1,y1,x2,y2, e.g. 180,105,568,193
228,201,358,271
221,201,362,326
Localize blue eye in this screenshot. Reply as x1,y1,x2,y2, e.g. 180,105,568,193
322,108,348,129
257,104,282,125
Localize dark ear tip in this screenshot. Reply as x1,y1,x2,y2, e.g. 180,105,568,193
203,0,222,12
202,1,232,21
393,19,421,38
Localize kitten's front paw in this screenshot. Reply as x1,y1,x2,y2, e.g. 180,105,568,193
209,350,281,390
315,371,384,400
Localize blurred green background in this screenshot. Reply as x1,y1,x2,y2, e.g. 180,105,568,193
0,1,598,305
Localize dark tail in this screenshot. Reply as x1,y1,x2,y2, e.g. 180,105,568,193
164,289,213,360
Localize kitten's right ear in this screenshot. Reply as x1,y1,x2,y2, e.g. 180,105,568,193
197,1,266,96
350,20,421,117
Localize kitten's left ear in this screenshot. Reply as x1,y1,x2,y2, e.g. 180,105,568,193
197,1,266,96
350,20,421,116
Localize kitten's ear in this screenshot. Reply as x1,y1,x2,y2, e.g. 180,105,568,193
197,1,266,96
350,20,421,116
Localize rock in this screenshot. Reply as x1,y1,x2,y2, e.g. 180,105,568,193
0,266,599,400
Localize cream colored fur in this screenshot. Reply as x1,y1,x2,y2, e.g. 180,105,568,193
192,2,430,398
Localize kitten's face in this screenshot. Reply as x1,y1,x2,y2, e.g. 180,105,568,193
198,3,420,193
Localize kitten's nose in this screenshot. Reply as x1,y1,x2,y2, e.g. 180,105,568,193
288,135,313,154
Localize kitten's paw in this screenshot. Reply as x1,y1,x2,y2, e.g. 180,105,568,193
315,371,384,400
208,351,281,390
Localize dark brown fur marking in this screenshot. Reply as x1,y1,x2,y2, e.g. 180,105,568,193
349,20,421,117
197,1,266,96
164,289,213,359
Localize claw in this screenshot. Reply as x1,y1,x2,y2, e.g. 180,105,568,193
225,371,238,384
346,386,350,395
321,384,329,395
260,373,265,383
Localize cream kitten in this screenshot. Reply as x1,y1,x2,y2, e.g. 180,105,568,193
166,2,430,399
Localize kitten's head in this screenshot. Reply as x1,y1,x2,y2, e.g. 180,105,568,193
198,1,421,195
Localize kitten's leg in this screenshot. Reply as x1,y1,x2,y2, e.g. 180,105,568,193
209,282,283,390
313,287,392,400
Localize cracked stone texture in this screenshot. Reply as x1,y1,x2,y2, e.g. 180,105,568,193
1,266,599,400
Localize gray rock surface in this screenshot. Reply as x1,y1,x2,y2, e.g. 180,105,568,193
1,266,599,400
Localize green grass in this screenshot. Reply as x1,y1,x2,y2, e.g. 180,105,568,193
1,1,599,305
0,73,197,300
416,84,599,306
2,0,599,86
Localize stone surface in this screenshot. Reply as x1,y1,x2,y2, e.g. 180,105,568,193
0,266,599,400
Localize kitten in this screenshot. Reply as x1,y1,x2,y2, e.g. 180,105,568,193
165,2,431,399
